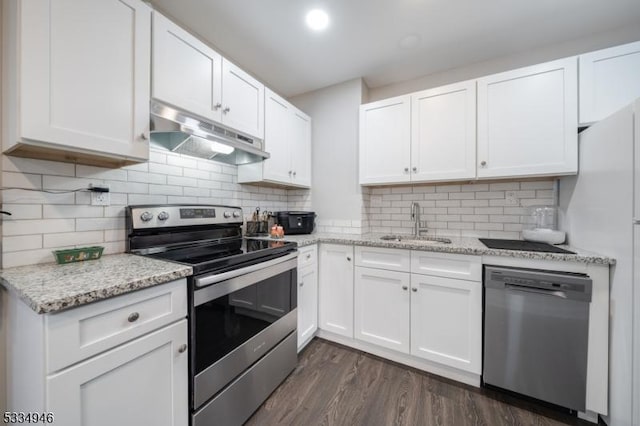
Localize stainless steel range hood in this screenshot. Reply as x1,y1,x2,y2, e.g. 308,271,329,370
150,101,269,165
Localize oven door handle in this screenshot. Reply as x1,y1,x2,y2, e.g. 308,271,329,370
195,252,298,288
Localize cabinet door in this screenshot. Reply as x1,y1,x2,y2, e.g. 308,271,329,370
580,40,640,124
359,96,411,184
410,275,481,374
318,244,354,338
477,57,578,178
152,12,223,123
19,0,150,160
262,89,293,184
354,267,410,353
411,81,477,182
290,109,312,187
297,264,318,351
47,320,188,426
222,59,265,139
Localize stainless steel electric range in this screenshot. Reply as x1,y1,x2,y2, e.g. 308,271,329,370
126,204,298,426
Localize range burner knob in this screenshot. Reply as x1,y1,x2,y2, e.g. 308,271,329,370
157,211,170,221
232,211,241,218
223,211,232,218
140,211,153,222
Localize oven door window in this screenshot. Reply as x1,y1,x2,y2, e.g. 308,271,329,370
194,269,296,375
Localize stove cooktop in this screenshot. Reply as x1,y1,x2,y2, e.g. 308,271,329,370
147,238,297,275
478,238,575,254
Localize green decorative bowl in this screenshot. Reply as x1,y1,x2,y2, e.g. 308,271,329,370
53,246,104,264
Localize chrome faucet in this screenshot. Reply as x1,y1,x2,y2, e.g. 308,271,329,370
411,202,429,237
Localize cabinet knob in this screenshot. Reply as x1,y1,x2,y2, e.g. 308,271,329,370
178,344,187,354
480,161,487,167
289,170,293,176
128,312,140,323
299,282,304,287
293,171,296,177
214,103,222,110
223,106,231,114
402,285,408,291
412,167,417,173
346,256,351,261
412,287,418,292
306,254,311,259
404,167,409,173
139,133,148,141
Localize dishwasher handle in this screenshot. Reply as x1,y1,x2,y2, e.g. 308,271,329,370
505,283,568,299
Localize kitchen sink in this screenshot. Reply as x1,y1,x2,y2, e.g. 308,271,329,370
379,235,452,244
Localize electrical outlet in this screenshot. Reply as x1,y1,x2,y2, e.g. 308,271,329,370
505,191,519,206
91,191,110,206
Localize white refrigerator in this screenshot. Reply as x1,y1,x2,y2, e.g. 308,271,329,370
559,98,639,426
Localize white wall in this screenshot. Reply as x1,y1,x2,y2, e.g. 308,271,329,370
289,78,368,233
368,23,640,102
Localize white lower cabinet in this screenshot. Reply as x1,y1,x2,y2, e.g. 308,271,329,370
47,320,188,426
6,279,189,425
348,247,482,377
297,245,318,351
318,244,354,338
410,274,482,374
354,267,410,353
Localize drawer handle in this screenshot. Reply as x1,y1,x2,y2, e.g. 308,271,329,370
178,344,187,354
402,285,408,291
127,312,140,323
412,287,418,292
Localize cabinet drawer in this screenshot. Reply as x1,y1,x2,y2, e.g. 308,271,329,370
46,279,187,373
411,251,481,281
355,246,411,272
297,245,318,269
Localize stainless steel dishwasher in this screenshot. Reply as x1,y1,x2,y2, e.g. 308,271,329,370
483,266,592,411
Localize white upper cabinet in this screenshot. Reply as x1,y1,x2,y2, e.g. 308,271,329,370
411,81,477,181
238,89,311,188
152,12,223,123
221,59,264,139
579,40,640,125
4,0,151,164
360,83,476,185
152,12,264,140
477,57,578,179
359,95,412,185
290,109,312,187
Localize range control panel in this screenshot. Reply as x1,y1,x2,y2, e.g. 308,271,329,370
128,205,243,229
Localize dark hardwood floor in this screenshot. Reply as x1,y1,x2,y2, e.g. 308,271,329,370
246,338,598,426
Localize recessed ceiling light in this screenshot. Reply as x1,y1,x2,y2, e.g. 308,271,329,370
306,9,329,31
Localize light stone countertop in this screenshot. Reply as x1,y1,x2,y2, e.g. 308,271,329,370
0,253,193,314
249,233,615,265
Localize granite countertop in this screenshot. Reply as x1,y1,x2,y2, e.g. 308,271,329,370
250,233,615,265
0,254,193,314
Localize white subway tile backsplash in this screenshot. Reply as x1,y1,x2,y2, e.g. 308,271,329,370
4,235,42,252
43,231,104,248
76,217,124,232
76,165,128,181
364,179,556,238
2,204,42,219
2,156,75,177
4,219,75,236
43,205,103,219
3,172,42,190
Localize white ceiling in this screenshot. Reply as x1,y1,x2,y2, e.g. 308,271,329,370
149,0,640,97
